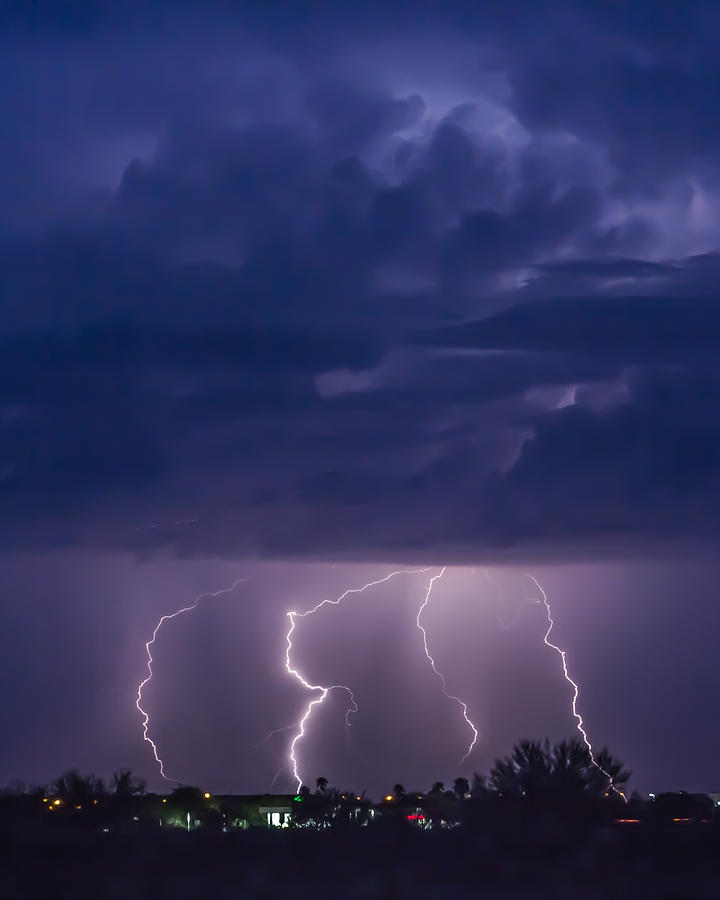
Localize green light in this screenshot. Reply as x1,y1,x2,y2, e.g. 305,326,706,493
293,796,304,802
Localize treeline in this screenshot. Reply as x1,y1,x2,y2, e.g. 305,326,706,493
1,738,717,833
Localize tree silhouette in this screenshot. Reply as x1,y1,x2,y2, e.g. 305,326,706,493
490,738,630,802
53,770,105,808
393,784,405,800
453,777,469,801
470,772,487,798
315,776,328,793
591,747,631,796
168,785,210,827
111,769,146,798
430,781,445,795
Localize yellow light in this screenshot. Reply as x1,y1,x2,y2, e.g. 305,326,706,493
42,798,48,803
93,799,98,805
162,798,167,803
204,792,211,799
356,796,361,801
385,795,393,802
75,805,82,810
53,799,61,806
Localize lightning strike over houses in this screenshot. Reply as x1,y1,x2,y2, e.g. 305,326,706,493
524,574,626,801
135,578,248,782
416,568,479,764
278,568,432,791
134,566,626,797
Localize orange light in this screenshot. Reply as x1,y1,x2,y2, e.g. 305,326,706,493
673,817,692,823
93,799,98,805
204,792,211,799
75,805,82,810
384,795,393,802
615,818,640,824
53,799,61,806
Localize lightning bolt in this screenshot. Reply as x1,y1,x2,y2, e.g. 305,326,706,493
136,577,248,783
280,568,431,792
416,567,479,764
525,574,626,801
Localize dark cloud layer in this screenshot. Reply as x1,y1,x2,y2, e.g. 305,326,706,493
3,0,720,561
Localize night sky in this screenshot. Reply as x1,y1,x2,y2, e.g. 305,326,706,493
2,1,720,799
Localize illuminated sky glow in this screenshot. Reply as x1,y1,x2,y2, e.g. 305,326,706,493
2,1,720,797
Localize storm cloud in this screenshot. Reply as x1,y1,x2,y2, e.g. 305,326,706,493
3,0,720,561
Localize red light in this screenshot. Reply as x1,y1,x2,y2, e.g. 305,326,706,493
615,818,640,824
672,817,692,823
406,814,425,821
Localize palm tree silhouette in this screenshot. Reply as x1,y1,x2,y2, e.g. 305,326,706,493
453,777,469,801
112,769,146,798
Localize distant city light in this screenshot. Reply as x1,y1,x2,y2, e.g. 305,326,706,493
384,795,393,802
204,792,211,799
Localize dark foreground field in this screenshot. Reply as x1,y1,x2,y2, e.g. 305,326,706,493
3,824,720,899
